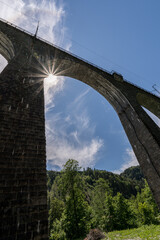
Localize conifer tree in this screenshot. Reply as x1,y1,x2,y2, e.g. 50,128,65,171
62,159,91,239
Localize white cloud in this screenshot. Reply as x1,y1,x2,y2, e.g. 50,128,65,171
44,75,65,111
0,0,68,105
73,88,90,105
0,0,24,23
113,148,139,174
0,0,69,106
0,0,66,44
70,131,80,144
46,89,104,170
47,137,103,169
0,1,104,170
66,88,96,134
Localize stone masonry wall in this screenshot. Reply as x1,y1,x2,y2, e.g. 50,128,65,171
0,55,48,239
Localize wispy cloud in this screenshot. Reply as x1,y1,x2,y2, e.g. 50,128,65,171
44,75,65,111
113,148,139,174
0,1,104,170
0,0,24,23
0,0,66,44
73,88,90,105
0,0,69,104
46,88,104,170
47,137,103,170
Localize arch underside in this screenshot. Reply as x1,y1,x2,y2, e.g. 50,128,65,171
51,56,160,208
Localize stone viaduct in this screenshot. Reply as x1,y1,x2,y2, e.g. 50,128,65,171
0,18,160,239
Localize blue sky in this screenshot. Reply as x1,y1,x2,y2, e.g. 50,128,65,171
0,0,160,173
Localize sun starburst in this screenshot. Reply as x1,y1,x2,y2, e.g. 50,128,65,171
44,74,58,85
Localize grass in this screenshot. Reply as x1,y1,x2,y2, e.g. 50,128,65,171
105,224,160,240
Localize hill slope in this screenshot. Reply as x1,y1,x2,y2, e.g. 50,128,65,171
47,165,145,198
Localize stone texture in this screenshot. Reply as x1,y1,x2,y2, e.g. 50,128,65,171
0,18,160,239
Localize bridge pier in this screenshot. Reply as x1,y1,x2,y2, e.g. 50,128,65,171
0,56,48,239
104,84,160,209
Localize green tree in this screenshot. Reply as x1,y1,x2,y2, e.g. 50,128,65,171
104,192,116,231
62,159,91,239
49,197,64,231
136,180,159,225
114,192,132,230
91,178,110,229
50,215,66,240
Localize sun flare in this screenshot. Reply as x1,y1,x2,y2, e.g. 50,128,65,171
45,74,58,85
44,73,60,103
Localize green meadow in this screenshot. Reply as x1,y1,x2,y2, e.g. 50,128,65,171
106,225,160,240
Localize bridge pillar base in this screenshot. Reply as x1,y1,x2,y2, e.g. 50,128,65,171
0,60,48,240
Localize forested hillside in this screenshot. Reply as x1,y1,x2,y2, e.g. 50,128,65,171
47,165,144,198
47,161,159,240
120,166,144,181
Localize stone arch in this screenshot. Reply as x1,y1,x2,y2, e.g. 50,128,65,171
50,56,160,208
30,46,160,207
